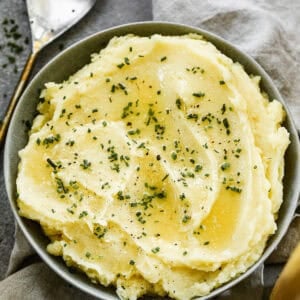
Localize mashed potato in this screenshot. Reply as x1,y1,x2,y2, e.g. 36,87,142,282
17,34,289,300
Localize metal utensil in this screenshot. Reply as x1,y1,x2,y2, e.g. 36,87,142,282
0,0,96,145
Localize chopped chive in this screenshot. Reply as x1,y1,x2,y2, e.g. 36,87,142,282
192,92,205,98
47,158,57,169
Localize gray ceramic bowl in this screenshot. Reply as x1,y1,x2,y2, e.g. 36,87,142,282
4,22,300,299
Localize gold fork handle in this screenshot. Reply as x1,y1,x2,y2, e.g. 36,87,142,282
0,52,38,146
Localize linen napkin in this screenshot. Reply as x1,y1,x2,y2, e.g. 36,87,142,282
0,0,299,299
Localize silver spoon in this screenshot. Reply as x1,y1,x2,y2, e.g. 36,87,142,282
0,0,96,145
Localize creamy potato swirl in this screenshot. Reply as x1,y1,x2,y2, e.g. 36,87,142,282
17,34,289,300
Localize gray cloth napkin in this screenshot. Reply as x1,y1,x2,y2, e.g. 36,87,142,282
0,0,299,299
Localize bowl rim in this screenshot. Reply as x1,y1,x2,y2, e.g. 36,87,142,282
4,20,300,299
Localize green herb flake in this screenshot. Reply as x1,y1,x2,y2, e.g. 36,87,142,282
121,102,133,119
151,247,160,254
66,208,74,214
226,186,242,193
223,118,229,128
179,193,186,200
124,57,130,65
154,124,165,138
195,164,203,172
79,211,88,219
117,63,125,69
162,174,169,182
182,215,191,223
223,118,231,135
66,140,75,147
192,92,205,98
221,162,230,171
117,191,130,200
93,226,107,239
80,159,91,170
187,113,198,121
171,152,177,160
127,128,140,136
221,104,226,114
129,260,135,265
46,158,57,170
42,134,61,147
175,98,182,110
55,177,69,194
